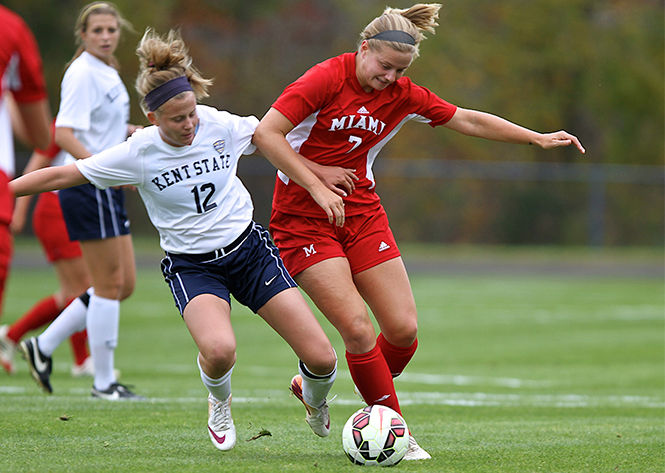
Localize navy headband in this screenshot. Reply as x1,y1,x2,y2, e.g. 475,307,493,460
144,76,193,112
368,30,416,46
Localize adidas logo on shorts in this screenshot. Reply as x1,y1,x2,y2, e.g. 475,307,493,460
378,241,391,252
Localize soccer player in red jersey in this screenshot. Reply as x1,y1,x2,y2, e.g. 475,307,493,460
0,5,51,322
253,3,585,460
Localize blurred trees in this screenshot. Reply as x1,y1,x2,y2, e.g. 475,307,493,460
5,0,663,245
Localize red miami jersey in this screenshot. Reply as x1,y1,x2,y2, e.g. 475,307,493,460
0,6,47,224
0,6,47,103
271,52,457,217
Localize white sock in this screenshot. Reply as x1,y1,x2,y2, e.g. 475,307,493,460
37,289,91,356
299,358,337,408
87,294,119,391
198,355,233,401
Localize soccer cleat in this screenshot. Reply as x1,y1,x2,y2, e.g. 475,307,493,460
20,337,53,393
290,374,331,437
352,384,364,402
91,382,146,401
71,356,94,377
207,394,236,451
0,325,16,374
71,357,121,379
403,435,432,461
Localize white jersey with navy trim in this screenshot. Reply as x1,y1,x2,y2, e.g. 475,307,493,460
75,105,258,254
55,51,130,167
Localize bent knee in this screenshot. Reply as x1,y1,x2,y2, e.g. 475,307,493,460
200,343,236,371
304,347,337,376
119,282,135,301
383,320,418,348
341,320,376,353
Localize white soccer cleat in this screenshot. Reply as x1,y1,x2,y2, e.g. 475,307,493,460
290,374,331,437
403,435,432,460
71,356,122,379
71,356,95,377
0,325,16,374
207,394,236,451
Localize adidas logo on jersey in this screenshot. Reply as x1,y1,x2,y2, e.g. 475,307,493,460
357,106,370,114
378,241,391,252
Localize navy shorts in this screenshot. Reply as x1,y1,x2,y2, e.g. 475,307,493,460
160,222,297,315
59,184,131,241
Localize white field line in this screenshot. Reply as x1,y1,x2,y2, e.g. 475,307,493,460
1,386,662,409
395,372,553,388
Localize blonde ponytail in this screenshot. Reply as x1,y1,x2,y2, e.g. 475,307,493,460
135,29,213,114
359,3,441,57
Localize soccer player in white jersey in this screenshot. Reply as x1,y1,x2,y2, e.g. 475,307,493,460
253,3,585,460
19,1,141,400
10,29,345,452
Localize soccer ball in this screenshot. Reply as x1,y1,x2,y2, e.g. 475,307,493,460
342,405,409,466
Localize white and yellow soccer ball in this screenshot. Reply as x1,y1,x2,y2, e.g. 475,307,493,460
341,405,409,466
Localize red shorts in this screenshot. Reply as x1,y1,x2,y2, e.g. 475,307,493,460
270,206,401,277
32,192,82,262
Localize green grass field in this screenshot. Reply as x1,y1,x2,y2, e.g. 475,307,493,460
0,244,663,472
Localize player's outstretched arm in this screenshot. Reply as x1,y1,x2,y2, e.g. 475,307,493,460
10,163,88,197
444,108,585,154
10,149,52,233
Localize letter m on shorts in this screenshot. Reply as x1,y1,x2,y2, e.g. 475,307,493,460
302,244,316,257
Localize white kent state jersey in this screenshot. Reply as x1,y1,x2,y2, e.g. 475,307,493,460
55,51,130,166
75,105,258,253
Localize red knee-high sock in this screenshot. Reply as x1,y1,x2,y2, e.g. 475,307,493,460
376,333,418,377
346,344,401,415
69,330,89,366
7,295,60,342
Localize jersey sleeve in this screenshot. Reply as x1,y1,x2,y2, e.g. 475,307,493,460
75,140,138,189
233,114,259,156
7,16,47,103
202,105,259,156
55,63,94,131
405,79,458,127
271,61,336,127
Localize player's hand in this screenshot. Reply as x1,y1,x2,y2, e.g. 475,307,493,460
127,124,143,137
537,131,585,154
313,163,358,197
9,213,26,234
310,185,346,227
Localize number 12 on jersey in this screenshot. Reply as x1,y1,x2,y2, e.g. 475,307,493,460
191,183,217,213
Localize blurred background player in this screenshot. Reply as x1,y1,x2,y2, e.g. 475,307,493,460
0,121,91,376
11,27,340,451
253,2,585,461
0,5,52,323
19,1,141,399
